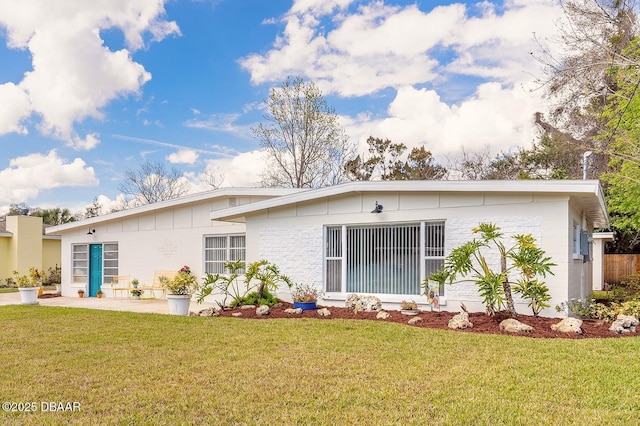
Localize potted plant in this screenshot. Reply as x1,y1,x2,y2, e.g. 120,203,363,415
130,288,143,299
160,265,198,315
78,289,85,298
131,278,139,288
399,300,420,315
97,290,104,299
291,283,323,310
13,268,41,305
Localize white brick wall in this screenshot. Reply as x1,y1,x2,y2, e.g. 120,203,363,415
258,225,324,289
444,216,542,308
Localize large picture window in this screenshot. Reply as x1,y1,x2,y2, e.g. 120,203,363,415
204,235,246,274
325,221,445,296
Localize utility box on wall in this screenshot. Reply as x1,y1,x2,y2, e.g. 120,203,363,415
580,230,591,263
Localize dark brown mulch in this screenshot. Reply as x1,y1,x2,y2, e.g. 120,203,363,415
38,293,62,299
212,302,632,339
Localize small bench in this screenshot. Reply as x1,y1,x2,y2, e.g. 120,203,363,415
140,270,177,299
110,275,132,299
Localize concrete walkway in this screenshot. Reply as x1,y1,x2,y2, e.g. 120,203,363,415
0,292,217,315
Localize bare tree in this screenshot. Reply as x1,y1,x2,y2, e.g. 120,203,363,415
200,168,225,189
252,76,354,188
534,0,639,151
118,161,189,206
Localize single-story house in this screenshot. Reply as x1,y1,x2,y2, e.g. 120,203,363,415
47,180,608,317
1,215,61,284
46,188,300,297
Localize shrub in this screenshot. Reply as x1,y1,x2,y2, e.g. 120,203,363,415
610,273,640,302
161,265,198,295
42,265,61,285
436,223,554,316
232,289,279,307
197,260,292,308
291,283,323,302
556,299,616,321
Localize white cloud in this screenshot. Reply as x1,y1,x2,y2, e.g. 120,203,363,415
241,1,560,97
0,0,179,147
343,82,542,158
0,83,31,135
166,148,199,164
241,0,562,158
184,111,254,140
202,150,267,187
0,150,99,205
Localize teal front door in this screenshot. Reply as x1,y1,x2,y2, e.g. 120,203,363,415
89,244,102,297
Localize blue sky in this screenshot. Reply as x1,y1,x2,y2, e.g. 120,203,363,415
0,0,563,216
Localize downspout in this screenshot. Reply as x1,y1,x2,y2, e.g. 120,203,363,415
580,211,587,302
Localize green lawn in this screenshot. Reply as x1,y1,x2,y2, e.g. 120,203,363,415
1,306,639,425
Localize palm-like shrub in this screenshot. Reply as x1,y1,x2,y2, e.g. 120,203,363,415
432,223,555,316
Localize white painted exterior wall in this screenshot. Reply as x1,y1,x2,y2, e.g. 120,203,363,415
242,190,597,317
48,189,300,298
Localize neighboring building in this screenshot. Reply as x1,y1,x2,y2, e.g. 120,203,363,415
47,181,609,317
592,232,615,291
0,215,61,284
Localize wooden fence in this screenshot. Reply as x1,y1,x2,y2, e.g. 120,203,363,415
604,254,640,285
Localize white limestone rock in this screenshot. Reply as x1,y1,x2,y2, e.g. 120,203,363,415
609,314,639,334
551,317,583,334
499,318,534,333
376,311,391,320
345,294,382,312
284,308,303,314
256,305,270,316
408,316,423,325
317,307,331,317
448,311,473,330
197,307,220,317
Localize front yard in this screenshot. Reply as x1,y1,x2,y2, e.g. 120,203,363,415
1,305,638,425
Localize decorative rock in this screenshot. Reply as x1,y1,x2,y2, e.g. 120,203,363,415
448,311,473,330
551,317,583,334
284,308,303,314
231,312,243,317
345,294,382,312
499,318,534,333
376,311,391,320
609,314,639,334
408,316,423,325
198,307,220,317
256,305,270,316
317,307,331,317
240,304,256,310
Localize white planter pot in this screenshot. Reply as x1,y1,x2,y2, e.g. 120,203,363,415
55,284,62,294
18,287,40,305
167,294,191,316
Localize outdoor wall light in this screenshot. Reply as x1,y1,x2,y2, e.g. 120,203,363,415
371,201,383,213
87,229,96,235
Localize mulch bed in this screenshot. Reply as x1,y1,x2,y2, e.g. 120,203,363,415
211,302,632,339
39,293,62,299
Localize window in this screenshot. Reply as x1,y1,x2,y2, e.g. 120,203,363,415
103,243,119,284
72,244,88,284
325,221,445,296
204,235,246,274
424,222,445,295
